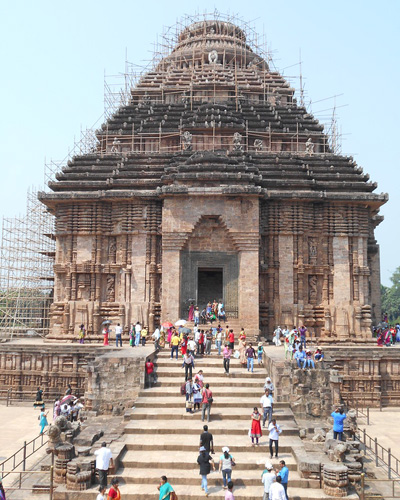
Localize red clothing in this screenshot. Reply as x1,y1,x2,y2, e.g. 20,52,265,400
251,412,262,436
145,361,154,374
108,486,120,499
202,389,213,404
181,338,187,355
228,332,234,343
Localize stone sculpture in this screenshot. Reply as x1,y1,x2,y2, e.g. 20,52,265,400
305,137,315,154
110,137,121,153
182,131,193,151
233,132,243,151
208,50,218,64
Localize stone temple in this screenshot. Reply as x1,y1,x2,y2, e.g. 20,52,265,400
39,19,386,341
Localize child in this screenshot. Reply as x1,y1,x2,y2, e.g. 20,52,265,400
257,342,264,365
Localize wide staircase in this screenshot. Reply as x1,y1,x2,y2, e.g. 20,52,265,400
183,319,259,342
112,349,328,499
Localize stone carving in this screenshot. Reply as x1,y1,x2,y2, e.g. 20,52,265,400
254,139,264,152
106,274,115,302
248,57,260,68
322,463,349,497
308,237,318,264
233,132,243,151
110,137,121,153
181,92,189,105
309,275,318,302
274,93,282,106
182,131,193,150
208,50,218,64
108,236,117,262
305,137,314,154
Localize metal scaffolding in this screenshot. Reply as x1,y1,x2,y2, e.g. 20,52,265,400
0,189,55,337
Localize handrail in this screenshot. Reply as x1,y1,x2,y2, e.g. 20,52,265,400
0,387,82,402
357,428,400,479
359,473,400,499
344,396,370,425
1,467,54,500
0,430,48,479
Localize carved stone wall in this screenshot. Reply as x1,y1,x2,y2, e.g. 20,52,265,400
324,347,400,407
259,200,377,340
50,200,162,338
0,345,99,399
161,195,259,334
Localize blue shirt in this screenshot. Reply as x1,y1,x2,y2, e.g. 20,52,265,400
294,350,306,360
331,412,346,432
278,465,289,484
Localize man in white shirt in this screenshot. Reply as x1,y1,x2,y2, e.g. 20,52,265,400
134,322,141,346
261,462,276,500
152,327,160,350
115,323,123,347
273,326,282,346
269,476,286,500
187,337,196,357
260,389,273,427
194,329,201,354
94,442,113,487
268,419,282,459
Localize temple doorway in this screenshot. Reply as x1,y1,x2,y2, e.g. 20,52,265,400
197,267,223,310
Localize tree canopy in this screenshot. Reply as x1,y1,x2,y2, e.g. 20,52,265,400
381,267,400,324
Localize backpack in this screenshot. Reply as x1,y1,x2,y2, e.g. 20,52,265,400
180,383,186,396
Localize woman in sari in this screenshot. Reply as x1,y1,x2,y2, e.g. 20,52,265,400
159,328,165,348
239,339,247,366
107,478,120,500
188,302,195,322
250,407,262,446
167,327,174,344
158,476,174,500
181,335,188,356
129,324,134,347
102,326,109,346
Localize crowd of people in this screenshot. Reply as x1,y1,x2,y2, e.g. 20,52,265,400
374,322,400,346
33,384,84,435
188,300,227,325
272,325,324,369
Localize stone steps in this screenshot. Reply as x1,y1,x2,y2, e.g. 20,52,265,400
128,408,294,421
155,378,265,387
115,466,318,487
55,483,337,500
120,450,297,471
138,387,282,399
110,349,334,500
134,397,289,408
124,420,300,436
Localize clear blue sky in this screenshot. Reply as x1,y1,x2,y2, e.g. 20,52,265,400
0,0,398,285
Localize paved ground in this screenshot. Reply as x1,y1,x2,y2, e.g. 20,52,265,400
360,407,400,460
0,404,49,488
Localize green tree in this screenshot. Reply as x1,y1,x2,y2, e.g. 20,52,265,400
381,267,400,324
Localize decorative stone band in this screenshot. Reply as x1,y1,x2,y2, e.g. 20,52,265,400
162,231,258,252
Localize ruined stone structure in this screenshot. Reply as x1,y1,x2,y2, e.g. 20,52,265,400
39,18,387,340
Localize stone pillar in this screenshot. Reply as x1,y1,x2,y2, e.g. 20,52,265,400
369,244,382,326
130,232,147,323
161,247,181,322
278,235,294,325
238,249,259,333
332,236,351,338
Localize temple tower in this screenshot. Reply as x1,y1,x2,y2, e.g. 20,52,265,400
39,18,387,340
